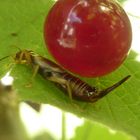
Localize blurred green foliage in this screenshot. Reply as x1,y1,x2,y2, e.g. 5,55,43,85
71,120,133,140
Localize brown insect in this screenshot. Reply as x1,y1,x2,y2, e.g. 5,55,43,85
2,50,130,102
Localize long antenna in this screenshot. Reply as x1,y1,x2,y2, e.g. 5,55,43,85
0,55,11,61
10,45,21,51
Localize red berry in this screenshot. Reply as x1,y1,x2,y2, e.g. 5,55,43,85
44,0,132,77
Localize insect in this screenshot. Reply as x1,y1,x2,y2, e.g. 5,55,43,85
1,50,130,102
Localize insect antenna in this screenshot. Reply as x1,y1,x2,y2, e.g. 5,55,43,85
0,55,11,61
0,45,22,62
98,75,131,98
10,45,21,51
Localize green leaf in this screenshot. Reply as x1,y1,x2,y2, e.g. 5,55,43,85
0,0,139,139
71,120,133,140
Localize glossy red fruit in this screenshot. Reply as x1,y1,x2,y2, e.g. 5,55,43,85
44,0,132,77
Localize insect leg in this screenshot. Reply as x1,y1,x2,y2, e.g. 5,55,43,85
45,75,73,100
31,65,40,79
25,65,40,88
24,51,32,64
65,81,72,100
18,51,24,63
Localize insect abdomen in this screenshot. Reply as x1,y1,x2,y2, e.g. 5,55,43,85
61,73,97,102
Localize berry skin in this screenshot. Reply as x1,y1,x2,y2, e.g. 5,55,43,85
44,0,132,77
